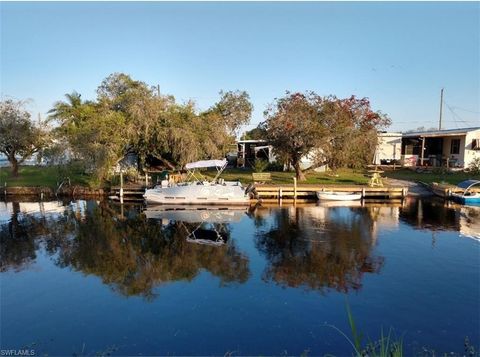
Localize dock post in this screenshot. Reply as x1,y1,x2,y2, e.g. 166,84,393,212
145,172,149,188
120,171,124,204
402,187,407,198
361,188,366,198
293,178,297,200
278,187,283,200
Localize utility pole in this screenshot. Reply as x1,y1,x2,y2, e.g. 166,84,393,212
157,85,160,97
439,88,444,130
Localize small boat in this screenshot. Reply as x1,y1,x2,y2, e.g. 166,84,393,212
451,180,480,204
316,191,362,201
144,159,252,205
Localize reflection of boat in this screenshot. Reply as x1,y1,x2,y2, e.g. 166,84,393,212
317,200,363,208
144,159,250,205
144,206,247,246
143,206,247,223
316,191,362,201
451,180,480,204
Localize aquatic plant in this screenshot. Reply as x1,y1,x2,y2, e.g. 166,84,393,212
326,302,404,357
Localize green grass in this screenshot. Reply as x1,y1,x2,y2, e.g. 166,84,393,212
0,165,91,188
4,165,476,189
203,167,370,185
383,168,480,185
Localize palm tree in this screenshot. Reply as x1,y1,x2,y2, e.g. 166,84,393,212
48,91,92,127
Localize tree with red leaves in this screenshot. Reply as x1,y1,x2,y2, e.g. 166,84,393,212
263,92,390,180
263,91,326,181
319,95,391,171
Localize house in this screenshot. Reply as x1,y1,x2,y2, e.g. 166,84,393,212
236,140,275,168
374,132,402,165
401,127,480,168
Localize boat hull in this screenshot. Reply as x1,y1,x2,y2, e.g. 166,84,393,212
316,191,362,201
144,182,250,205
451,193,480,204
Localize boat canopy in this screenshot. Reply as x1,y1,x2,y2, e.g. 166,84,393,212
457,180,480,191
185,159,227,170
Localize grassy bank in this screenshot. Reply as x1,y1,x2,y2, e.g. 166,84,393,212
205,167,371,185
0,165,90,188
383,168,480,185
2,165,477,189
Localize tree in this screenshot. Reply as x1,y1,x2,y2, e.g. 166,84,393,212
242,124,267,140
49,93,127,183
263,92,327,181
318,96,391,170
211,90,253,136
0,99,48,177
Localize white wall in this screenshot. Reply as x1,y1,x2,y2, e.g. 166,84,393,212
464,129,480,167
441,130,480,167
375,134,402,164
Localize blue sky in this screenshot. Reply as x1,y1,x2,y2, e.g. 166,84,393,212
1,1,479,132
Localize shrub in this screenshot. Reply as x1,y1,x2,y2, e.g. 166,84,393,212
267,162,285,172
468,157,480,175
253,159,269,173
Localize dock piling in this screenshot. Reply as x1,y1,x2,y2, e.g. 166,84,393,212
293,178,297,200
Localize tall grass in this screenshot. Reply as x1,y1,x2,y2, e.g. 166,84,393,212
326,302,404,357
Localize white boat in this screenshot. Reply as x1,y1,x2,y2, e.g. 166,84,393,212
451,180,480,205
316,191,362,201
144,159,251,205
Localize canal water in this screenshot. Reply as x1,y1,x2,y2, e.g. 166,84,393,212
0,198,479,356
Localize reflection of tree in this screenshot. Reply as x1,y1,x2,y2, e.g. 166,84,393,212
0,202,250,299
0,202,37,272
0,202,75,272
255,207,384,293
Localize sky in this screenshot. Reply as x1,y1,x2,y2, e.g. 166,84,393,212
1,1,479,133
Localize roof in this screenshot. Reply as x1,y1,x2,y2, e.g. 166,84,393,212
378,132,402,137
185,159,227,170
457,180,480,191
403,127,480,138
237,139,267,143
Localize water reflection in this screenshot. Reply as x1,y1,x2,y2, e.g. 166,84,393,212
0,202,250,298
399,197,480,240
1,198,478,300
254,205,384,292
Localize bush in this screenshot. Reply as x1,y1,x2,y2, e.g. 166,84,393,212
253,159,269,173
267,162,285,172
467,157,480,175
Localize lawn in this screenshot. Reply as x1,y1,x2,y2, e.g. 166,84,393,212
204,167,370,185
2,165,477,189
0,165,91,188
382,168,480,185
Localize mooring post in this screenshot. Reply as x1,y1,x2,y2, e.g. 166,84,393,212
361,187,366,198
145,172,149,188
293,177,297,200
120,171,124,199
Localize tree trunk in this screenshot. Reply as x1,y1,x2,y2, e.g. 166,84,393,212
293,160,306,181
9,154,19,177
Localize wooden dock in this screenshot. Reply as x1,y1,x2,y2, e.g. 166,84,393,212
110,186,145,202
430,183,480,199
108,183,408,203
254,184,408,200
